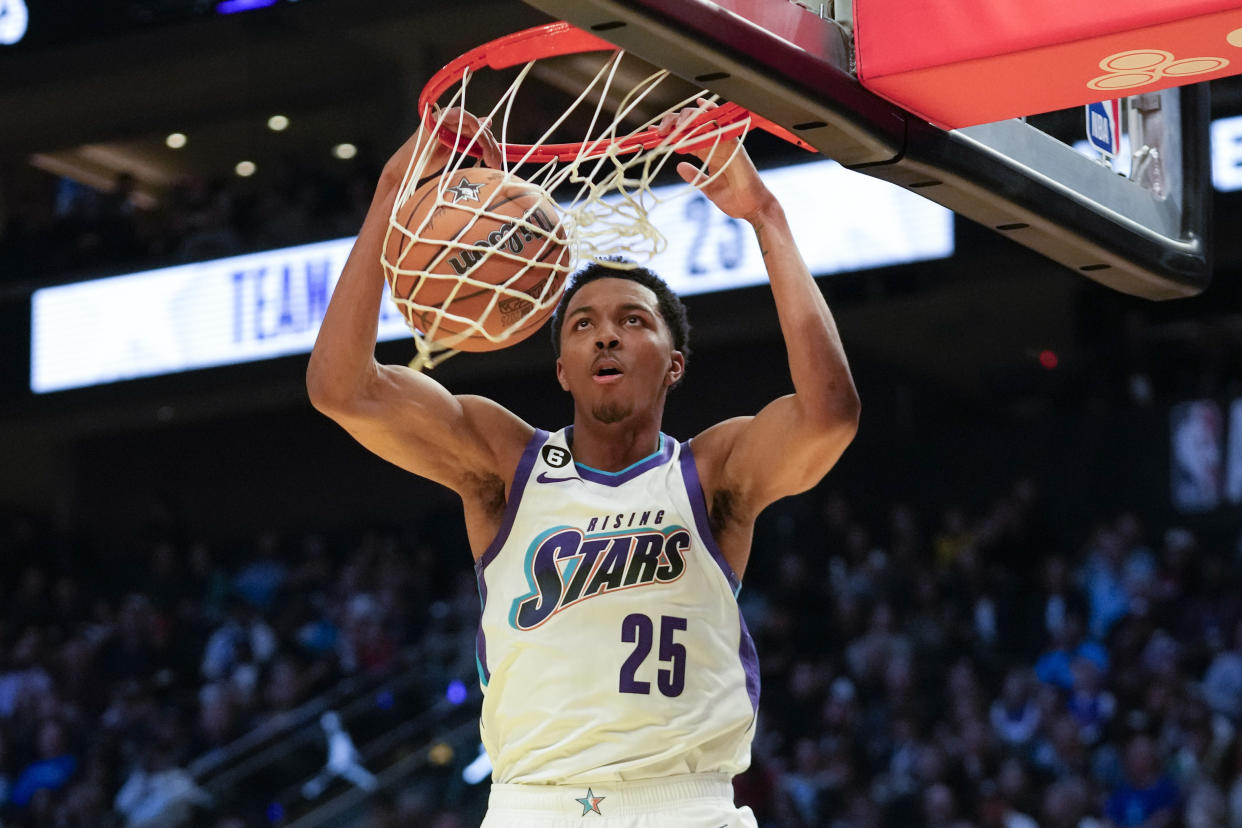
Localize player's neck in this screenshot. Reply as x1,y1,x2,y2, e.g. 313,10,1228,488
569,418,663,473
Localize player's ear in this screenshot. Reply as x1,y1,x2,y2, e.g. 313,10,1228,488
555,357,570,392
666,350,685,387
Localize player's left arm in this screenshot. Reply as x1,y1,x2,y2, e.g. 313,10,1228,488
671,104,861,516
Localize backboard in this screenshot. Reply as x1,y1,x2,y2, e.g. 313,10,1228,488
521,0,1213,300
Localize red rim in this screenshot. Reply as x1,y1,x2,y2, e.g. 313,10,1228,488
418,21,814,163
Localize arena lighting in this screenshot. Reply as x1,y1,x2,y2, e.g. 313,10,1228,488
446,679,468,705
1212,114,1242,192
216,0,278,14
165,132,187,149
234,160,256,177
267,114,289,132
30,158,952,393
0,0,29,46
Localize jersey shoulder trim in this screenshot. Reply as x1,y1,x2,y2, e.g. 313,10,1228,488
477,428,549,570
678,439,741,595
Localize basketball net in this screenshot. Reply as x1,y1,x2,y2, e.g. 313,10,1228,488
382,43,752,372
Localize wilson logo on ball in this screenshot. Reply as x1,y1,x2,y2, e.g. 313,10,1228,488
448,208,559,276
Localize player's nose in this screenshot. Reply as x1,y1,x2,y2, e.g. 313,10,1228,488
594,320,620,350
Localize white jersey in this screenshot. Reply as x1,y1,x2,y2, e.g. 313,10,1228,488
474,426,759,785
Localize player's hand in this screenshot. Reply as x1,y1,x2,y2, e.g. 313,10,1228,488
381,105,503,186
659,98,776,224
427,105,504,170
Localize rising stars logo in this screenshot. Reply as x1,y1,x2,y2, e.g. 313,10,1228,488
574,787,605,816
444,176,484,204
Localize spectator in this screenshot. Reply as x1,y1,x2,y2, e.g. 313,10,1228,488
1203,618,1242,723
1066,656,1115,746
990,667,1041,749
1104,733,1179,828
1041,775,1104,828
1083,525,1132,640
113,741,212,828
922,781,960,828
1035,610,1109,692
978,778,1038,828
10,717,78,809
233,532,289,611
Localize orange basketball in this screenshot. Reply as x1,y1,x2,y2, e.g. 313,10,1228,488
384,167,570,352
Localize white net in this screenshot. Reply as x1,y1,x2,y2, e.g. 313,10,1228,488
383,46,752,371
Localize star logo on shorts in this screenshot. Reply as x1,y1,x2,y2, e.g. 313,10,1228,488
574,787,605,816
444,176,484,204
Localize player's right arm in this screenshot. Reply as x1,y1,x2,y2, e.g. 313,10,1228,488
305,114,532,496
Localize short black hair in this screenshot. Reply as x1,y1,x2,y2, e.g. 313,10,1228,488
550,257,691,363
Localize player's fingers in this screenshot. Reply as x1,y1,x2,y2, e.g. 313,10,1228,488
675,160,705,186
657,109,681,137
479,129,503,169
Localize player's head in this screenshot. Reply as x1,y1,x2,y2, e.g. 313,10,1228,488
550,257,691,363
551,259,691,424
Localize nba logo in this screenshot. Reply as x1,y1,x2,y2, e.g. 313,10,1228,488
1085,99,1122,158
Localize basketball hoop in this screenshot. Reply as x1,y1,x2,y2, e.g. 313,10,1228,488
384,21,815,371
418,21,815,163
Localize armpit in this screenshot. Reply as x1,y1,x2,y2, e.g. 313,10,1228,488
709,488,738,537
462,471,507,520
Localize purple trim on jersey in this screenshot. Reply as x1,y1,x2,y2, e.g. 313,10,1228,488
680,439,759,708
477,429,547,570
738,608,761,710
678,439,740,594
473,429,546,686
564,426,675,486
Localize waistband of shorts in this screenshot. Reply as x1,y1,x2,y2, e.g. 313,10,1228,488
488,772,734,815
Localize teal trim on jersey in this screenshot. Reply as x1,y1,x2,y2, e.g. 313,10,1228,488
476,654,489,687
507,525,579,630
574,435,664,476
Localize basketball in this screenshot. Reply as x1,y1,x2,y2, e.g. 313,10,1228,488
384,167,570,352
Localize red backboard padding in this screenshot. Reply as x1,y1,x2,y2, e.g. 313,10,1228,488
854,0,1242,128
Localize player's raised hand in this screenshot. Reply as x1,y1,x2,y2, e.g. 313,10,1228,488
381,105,503,187
430,105,504,169
659,98,776,224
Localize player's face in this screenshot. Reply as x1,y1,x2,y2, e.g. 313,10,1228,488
556,277,684,424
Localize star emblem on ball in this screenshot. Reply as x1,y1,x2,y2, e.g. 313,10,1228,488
574,787,605,816
444,176,484,204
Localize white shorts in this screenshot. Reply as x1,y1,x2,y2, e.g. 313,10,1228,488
480,772,759,828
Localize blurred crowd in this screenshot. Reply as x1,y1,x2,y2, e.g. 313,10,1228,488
732,480,1242,828
1,469,1241,827
0,160,376,285
0,507,475,827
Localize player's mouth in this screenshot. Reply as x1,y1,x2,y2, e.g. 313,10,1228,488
592,359,624,384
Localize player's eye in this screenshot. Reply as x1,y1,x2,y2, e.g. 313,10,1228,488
574,318,591,329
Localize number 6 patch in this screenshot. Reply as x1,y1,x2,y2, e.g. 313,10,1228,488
541,444,571,468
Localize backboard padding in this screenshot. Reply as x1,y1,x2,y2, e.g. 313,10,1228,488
521,0,1212,299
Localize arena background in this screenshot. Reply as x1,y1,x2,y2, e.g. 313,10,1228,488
1,1,1242,826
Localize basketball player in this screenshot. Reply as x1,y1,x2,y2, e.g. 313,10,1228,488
307,103,860,827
